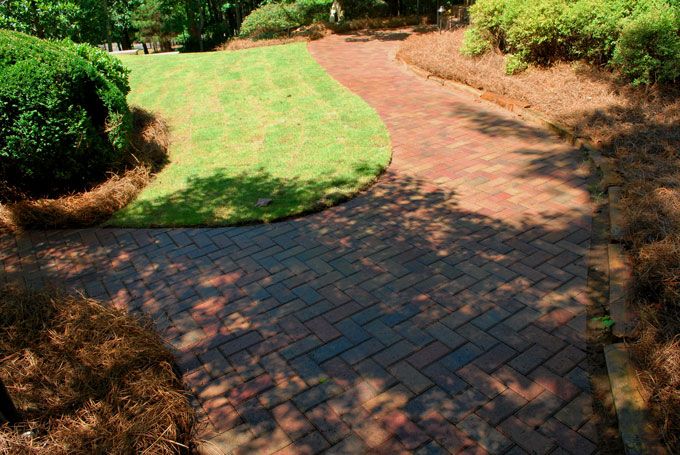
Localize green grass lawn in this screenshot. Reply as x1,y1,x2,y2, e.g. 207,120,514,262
109,43,391,227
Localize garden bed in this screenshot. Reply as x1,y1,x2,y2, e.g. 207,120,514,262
0,108,169,232
398,28,680,450
0,285,196,454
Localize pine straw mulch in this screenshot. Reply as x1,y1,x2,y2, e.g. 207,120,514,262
0,285,196,454
0,107,169,232
215,17,427,52
399,28,680,449
215,23,331,51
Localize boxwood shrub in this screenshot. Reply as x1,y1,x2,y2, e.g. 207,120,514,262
0,30,131,199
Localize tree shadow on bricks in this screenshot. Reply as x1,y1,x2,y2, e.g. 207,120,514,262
0,166,596,453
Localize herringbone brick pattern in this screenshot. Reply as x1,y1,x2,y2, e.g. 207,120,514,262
0,31,596,454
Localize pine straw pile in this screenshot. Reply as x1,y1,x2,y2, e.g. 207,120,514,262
216,17,427,52
0,285,196,454
218,35,312,51
399,28,680,449
0,107,169,232
216,23,330,51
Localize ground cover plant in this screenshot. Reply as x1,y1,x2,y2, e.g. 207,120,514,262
399,27,680,449
0,286,196,454
111,43,391,227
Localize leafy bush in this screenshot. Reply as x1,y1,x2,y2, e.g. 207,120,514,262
462,0,680,84
561,0,631,64
240,0,332,39
65,40,131,95
460,26,492,56
612,1,680,85
0,30,131,198
505,53,528,74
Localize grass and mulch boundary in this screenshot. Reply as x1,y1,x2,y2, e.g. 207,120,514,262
0,285,196,454
397,29,679,451
0,108,169,232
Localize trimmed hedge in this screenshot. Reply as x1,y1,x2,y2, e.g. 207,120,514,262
0,31,131,199
240,0,332,39
462,0,680,84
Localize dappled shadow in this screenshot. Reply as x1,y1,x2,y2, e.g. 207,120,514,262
343,30,412,43
114,162,385,228
0,34,600,454
1,167,593,453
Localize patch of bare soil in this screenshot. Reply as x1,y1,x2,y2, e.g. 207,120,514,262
399,28,680,451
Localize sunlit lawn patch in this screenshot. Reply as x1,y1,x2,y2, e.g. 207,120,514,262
111,43,390,226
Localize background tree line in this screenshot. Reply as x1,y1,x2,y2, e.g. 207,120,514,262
0,0,449,51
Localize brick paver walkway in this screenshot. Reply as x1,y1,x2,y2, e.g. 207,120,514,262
1,32,596,454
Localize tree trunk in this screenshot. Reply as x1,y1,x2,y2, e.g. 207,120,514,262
120,27,133,50
186,0,202,50
330,0,344,22
29,0,45,38
104,0,113,51
142,42,149,54
161,39,172,52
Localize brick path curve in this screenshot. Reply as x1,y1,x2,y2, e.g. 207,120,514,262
1,32,597,454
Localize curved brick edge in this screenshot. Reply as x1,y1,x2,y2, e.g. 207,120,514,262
395,56,664,454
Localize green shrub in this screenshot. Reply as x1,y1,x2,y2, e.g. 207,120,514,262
612,1,680,85
460,27,492,56
240,0,332,39
503,0,571,65
462,0,680,83
65,41,131,95
0,30,131,198
505,53,528,74
561,0,631,64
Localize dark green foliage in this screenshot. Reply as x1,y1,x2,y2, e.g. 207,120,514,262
63,40,132,96
0,31,131,198
462,0,680,84
240,0,332,38
612,1,680,85
341,0,389,18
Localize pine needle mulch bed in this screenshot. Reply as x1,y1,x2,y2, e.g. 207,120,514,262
399,28,680,450
0,285,196,454
0,107,169,232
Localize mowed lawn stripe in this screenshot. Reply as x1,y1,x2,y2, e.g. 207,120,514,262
110,43,391,227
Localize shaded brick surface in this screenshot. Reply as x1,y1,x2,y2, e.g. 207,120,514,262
0,30,595,454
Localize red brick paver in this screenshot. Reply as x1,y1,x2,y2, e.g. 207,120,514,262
0,31,596,454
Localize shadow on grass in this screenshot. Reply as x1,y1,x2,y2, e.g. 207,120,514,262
112,162,387,227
